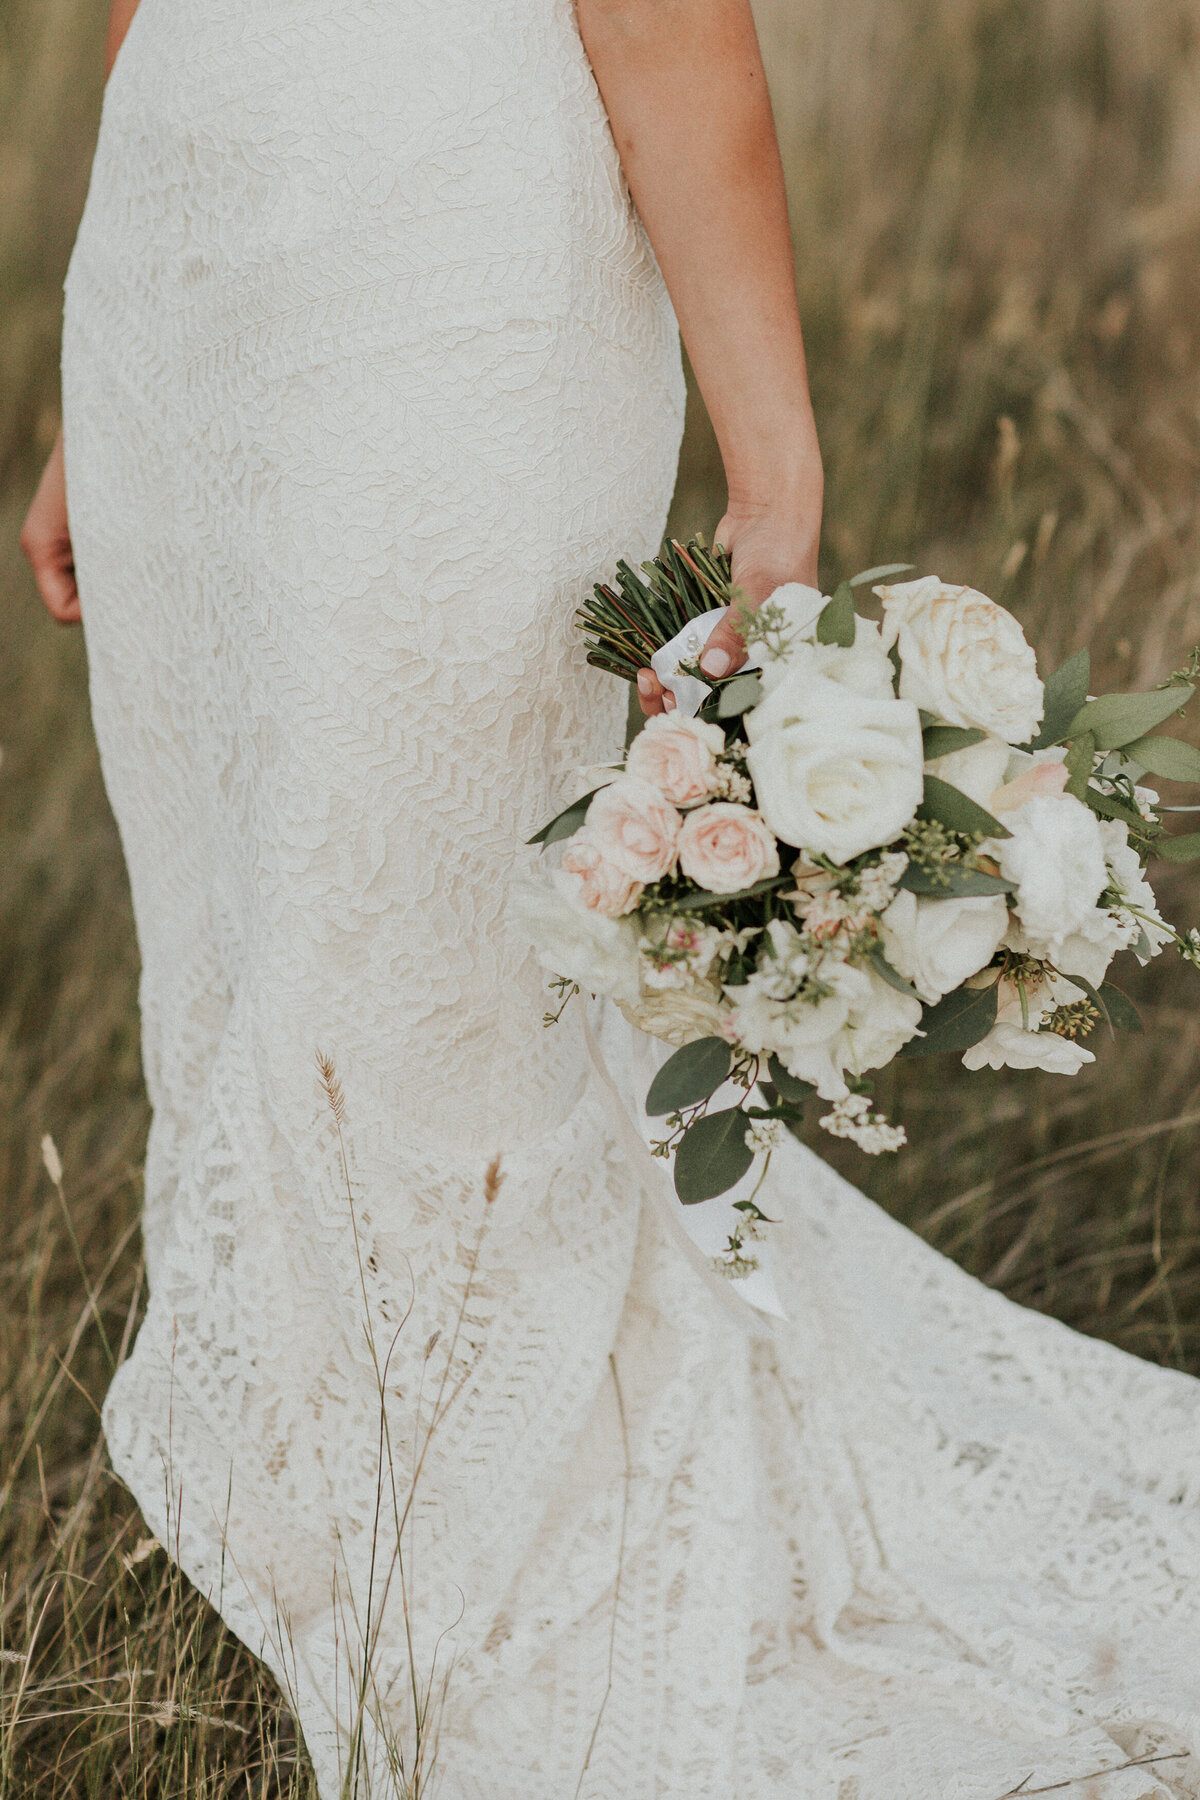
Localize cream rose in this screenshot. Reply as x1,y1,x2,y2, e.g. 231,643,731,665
725,926,921,1099
744,669,924,861
617,977,728,1047
962,1018,1095,1075
880,889,1009,1004
560,829,643,917
584,776,680,883
625,713,725,807
677,803,780,894
759,618,896,701
924,735,1011,807
509,870,641,1002
876,576,1043,745
990,792,1107,952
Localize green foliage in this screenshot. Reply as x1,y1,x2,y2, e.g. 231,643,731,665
900,863,1014,897
917,775,1010,840
815,580,856,646
1124,735,1200,784
897,982,999,1057
1066,686,1194,752
527,787,603,846
1027,648,1091,749
716,671,763,717
645,1037,732,1115
1156,831,1200,864
1062,730,1096,799
922,724,986,758
674,1107,754,1203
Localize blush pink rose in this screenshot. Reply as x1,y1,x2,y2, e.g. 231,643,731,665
625,714,725,807
560,829,644,917
990,757,1070,814
585,776,681,883
677,803,780,894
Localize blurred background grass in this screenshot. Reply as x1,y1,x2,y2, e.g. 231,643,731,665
2,0,1200,1790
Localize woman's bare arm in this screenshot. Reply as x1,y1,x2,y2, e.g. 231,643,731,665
577,0,822,709
20,0,141,623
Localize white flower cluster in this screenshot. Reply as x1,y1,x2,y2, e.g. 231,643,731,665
819,1093,907,1154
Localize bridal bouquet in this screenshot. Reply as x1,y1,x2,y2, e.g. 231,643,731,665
513,539,1200,1276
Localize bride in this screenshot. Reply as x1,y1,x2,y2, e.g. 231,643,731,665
21,0,1200,1793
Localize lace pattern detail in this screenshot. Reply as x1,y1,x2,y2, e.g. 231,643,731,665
62,0,1200,1792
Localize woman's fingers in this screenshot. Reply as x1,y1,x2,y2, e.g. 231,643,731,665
637,668,673,716
20,436,81,624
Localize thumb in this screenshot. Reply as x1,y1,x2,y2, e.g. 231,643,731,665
698,609,749,681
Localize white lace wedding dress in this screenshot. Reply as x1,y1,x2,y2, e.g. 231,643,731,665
61,1,1200,1794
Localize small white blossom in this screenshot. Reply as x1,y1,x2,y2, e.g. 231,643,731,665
856,851,909,913
712,1248,761,1281
819,1093,907,1154
744,1116,784,1156
711,763,754,804
1181,928,1200,971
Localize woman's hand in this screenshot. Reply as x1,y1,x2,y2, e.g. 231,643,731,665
636,469,823,716
20,434,81,624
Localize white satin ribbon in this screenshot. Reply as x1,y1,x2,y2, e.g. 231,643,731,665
649,608,728,718
580,1001,785,1336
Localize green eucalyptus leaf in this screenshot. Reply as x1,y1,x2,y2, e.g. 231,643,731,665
1066,685,1193,751
765,1055,812,1105
816,581,856,648
1062,732,1095,800
866,947,923,1001
899,863,1015,897
673,1108,755,1203
1100,983,1143,1033
897,981,999,1057
1026,648,1090,749
716,671,763,718
674,874,791,912
527,787,604,847
645,1037,733,1116
1121,733,1200,784
922,725,987,759
1156,830,1200,863
1084,786,1147,829
918,776,1010,840
851,562,916,587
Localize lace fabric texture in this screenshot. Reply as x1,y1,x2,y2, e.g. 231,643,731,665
61,1,1200,1793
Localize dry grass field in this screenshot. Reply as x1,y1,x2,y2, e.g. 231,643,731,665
2,0,1200,1791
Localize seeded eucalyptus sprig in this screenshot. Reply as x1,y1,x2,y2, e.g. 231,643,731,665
577,535,736,682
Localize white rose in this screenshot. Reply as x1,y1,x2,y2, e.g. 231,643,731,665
585,776,681,883
760,616,895,701
625,713,725,807
876,576,1043,745
745,669,924,862
617,978,728,1047
880,889,1009,1004
924,735,1011,806
677,803,780,894
509,870,641,1002
991,793,1107,952
962,1018,1095,1075
560,828,643,917
765,581,827,644
727,955,921,1100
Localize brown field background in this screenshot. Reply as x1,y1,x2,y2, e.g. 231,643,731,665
3,0,1200,1791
